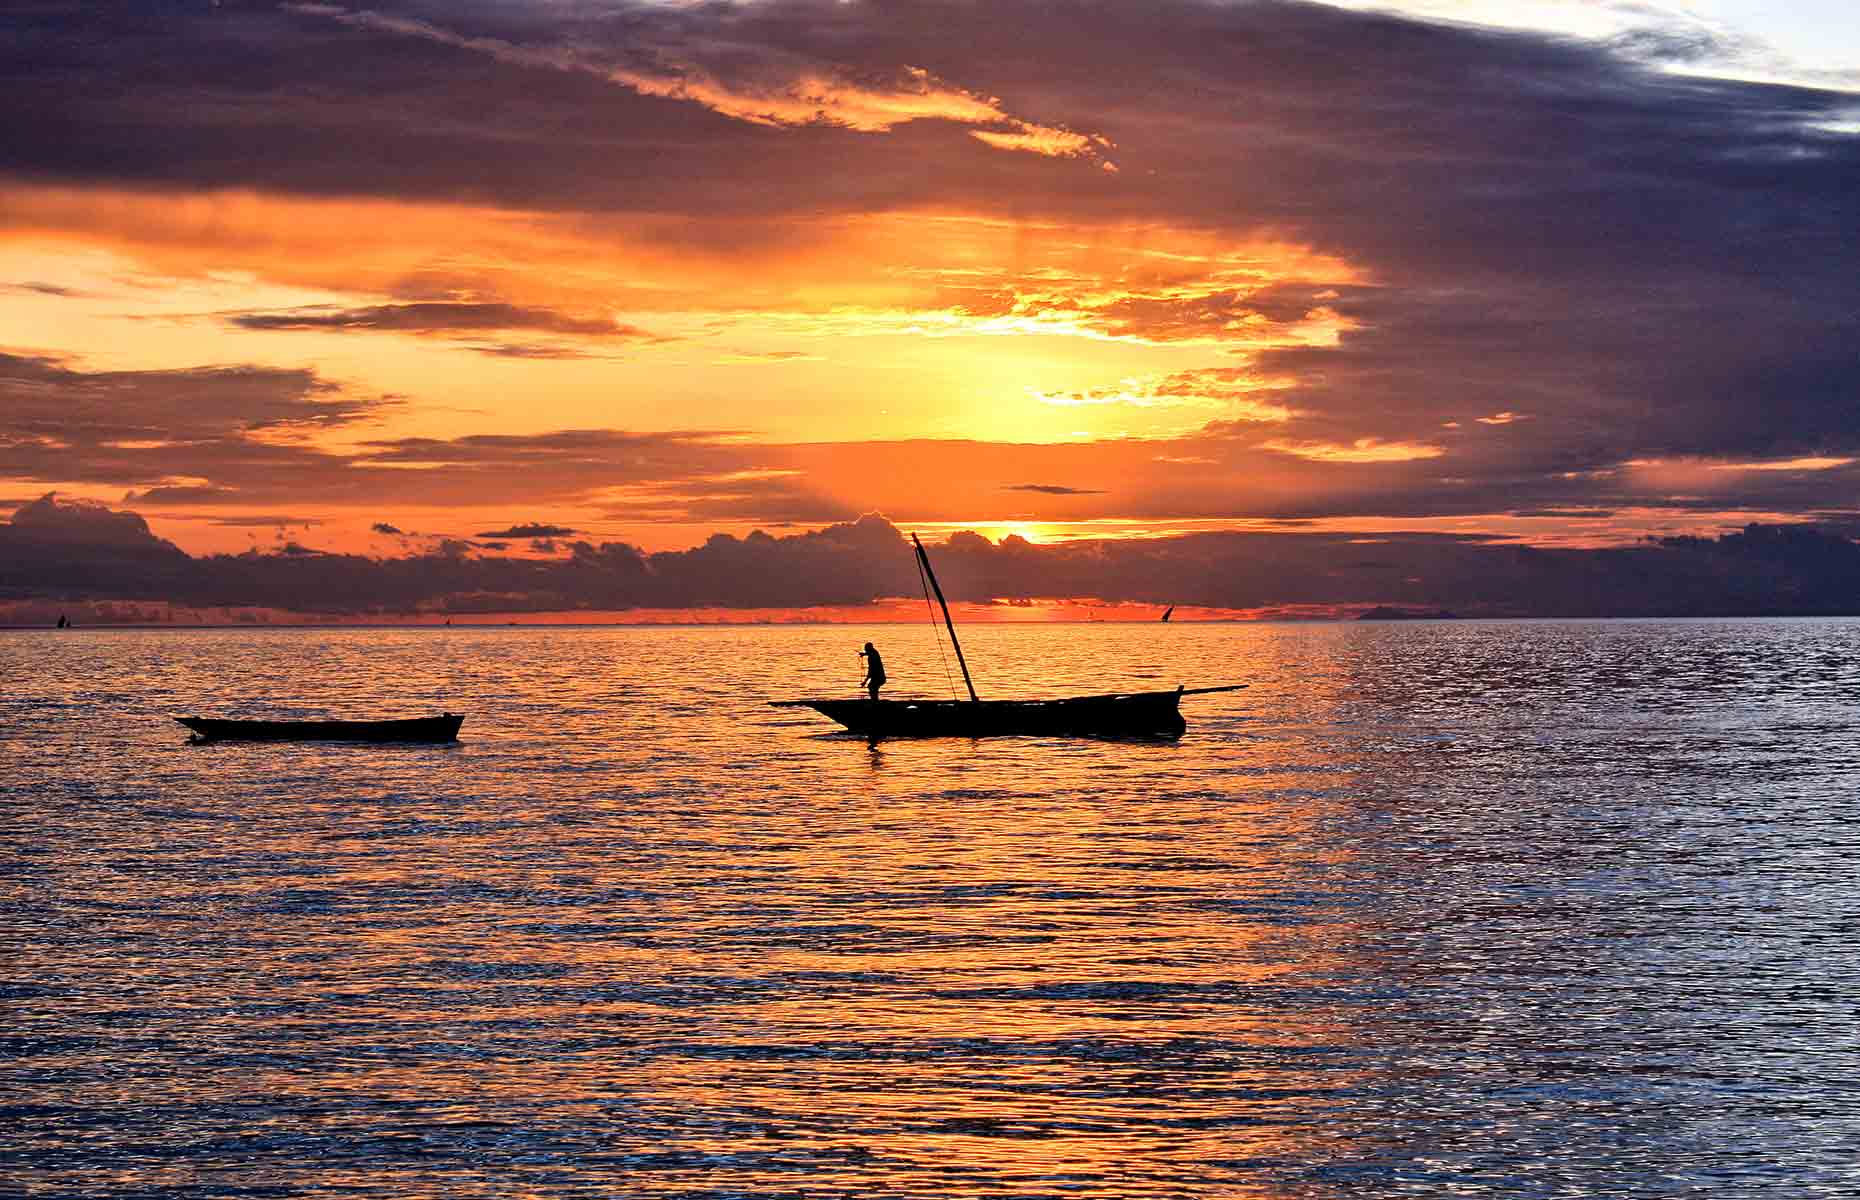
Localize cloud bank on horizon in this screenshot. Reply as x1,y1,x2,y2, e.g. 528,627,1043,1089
1,0,1856,579
10,493,1860,622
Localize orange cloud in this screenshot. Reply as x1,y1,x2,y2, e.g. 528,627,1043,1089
1032,367,1299,423
969,122,1110,160
1262,438,1445,463
1,186,1355,328
292,6,1113,164
1708,456,1855,472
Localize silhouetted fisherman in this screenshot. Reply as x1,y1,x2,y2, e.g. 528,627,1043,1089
859,642,886,702
56,613,68,629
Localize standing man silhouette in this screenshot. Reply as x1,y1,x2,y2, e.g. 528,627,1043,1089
859,642,886,702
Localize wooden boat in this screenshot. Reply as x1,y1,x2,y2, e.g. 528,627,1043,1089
175,712,464,743
771,535,1243,739
773,685,1241,739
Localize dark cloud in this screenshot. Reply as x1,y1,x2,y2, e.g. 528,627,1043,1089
356,428,742,465
5,281,77,297
11,499,1860,620
210,515,324,527
8,3,1849,232
466,344,611,360
122,486,246,505
372,522,405,535
7,493,176,551
1006,484,1105,496
226,301,652,339
0,352,406,517
1512,509,1616,519
0,351,382,448
0,493,193,602
474,523,579,539
0,353,768,509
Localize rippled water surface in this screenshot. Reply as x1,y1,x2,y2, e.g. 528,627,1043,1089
6,620,1860,1197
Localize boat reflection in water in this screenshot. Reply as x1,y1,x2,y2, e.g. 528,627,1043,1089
774,534,1243,739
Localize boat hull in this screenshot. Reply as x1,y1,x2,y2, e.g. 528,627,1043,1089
175,714,464,743
775,691,1189,739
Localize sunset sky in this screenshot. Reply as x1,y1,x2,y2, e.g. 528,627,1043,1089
3,0,1858,616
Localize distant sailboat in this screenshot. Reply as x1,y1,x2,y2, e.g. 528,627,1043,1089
1160,606,1173,622
772,535,1243,739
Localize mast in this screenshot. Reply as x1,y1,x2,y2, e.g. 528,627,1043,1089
912,533,978,703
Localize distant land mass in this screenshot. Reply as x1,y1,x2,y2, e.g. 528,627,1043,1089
1357,607,1460,621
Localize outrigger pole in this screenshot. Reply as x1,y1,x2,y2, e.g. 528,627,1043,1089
912,533,979,703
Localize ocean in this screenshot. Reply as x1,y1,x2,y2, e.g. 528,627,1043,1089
5,620,1858,1197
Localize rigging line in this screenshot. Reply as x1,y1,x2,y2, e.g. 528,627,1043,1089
916,543,959,701
917,549,958,701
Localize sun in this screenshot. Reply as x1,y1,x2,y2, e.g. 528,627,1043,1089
916,519,1055,544
996,521,1047,543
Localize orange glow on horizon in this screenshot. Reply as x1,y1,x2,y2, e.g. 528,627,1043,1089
0,596,1376,629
